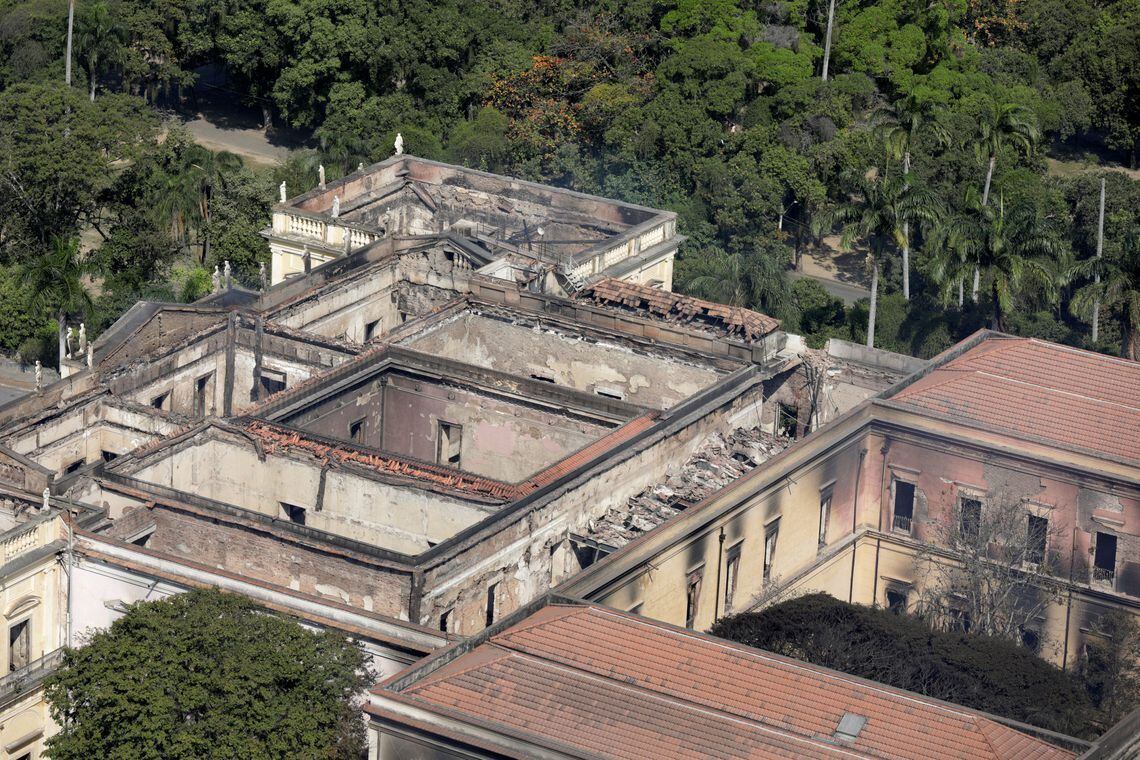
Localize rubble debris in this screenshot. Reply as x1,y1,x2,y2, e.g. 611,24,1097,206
585,279,781,341
583,427,789,548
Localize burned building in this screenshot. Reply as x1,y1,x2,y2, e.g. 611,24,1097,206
0,155,942,759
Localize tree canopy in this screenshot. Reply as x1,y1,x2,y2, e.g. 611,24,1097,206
710,593,1098,738
0,0,1138,363
44,589,370,760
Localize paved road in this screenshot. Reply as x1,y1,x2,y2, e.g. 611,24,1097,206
0,357,59,406
184,117,292,166
789,270,870,306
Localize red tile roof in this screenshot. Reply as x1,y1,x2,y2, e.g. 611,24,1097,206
586,278,781,341
243,413,660,500
888,334,1140,466
375,603,1076,760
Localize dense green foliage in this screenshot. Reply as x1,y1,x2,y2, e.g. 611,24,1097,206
0,0,1138,362
710,593,1098,737
44,589,369,760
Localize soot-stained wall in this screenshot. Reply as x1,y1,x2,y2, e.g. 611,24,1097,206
400,312,725,410
287,372,615,483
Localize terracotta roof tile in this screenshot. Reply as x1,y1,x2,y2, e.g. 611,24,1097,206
385,604,1076,760
891,336,1140,466
586,278,781,341
526,412,659,489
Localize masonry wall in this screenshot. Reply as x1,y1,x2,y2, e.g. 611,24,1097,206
2,402,178,475
104,506,414,618
589,431,871,631
127,437,496,554
399,312,724,410
415,380,767,634
287,373,615,483
269,261,401,340
579,420,1140,668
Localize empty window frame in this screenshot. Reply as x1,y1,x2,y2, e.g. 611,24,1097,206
893,480,915,533
1026,514,1048,564
959,496,982,542
8,619,29,672
364,318,382,342
437,421,462,467
724,543,742,612
1019,625,1041,653
776,403,798,439
349,418,366,444
485,583,498,627
763,520,780,582
101,450,118,463
281,502,306,526
885,586,909,614
439,608,452,633
1093,532,1117,581
594,386,624,401
63,458,85,475
818,489,833,548
260,369,287,397
685,568,703,629
194,372,213,416
151,391,170,411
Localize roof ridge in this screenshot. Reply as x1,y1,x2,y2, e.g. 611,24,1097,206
1025,337,1140,369
964,370,1140,413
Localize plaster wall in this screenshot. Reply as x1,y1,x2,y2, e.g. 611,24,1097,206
400,312,722,410
288,373,613,483
416,381,767,634
128,438,493,553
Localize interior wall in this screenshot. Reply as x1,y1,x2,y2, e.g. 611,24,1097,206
127,437,494,553
401,313,724,410
286,373,615,483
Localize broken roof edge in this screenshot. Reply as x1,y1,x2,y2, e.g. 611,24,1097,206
392,294,749,372
92,472,423,569
585,278,782,340
282,155,676,225
411,365,763,570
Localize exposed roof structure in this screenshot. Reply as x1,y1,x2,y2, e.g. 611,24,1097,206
372,600,1077,760
586,278,782,340
885,333,1140,467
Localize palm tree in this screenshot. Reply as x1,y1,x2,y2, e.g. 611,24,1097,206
152,145,242,263
972,101,1039,299
76,0,127,101
926,197,979,309
877,94,950,300
22,237,93,365
1071,232,1140,359
681,246,790,317
931,194,1060,331
819,174,942,348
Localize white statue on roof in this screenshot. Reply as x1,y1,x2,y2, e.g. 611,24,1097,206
65,326,74,358
223,260,232,287
331,195,340,218
212,265,221,294
394,132,404,156
78,322,86,353
318,164,325,189
279,181,287,203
